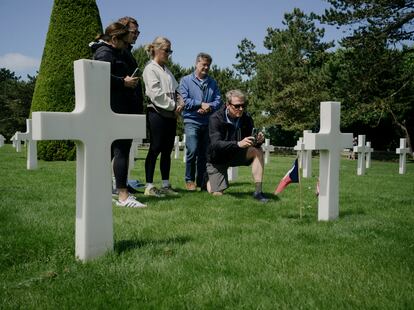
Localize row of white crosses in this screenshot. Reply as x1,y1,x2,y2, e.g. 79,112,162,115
32,60,146,261
14,61,412,261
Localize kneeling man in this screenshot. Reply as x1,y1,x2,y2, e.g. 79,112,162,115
206,89,268,202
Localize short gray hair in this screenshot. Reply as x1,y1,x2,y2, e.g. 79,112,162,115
226,89,246,104
196,52,212,64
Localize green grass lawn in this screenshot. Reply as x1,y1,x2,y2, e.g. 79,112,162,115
1,144,413,309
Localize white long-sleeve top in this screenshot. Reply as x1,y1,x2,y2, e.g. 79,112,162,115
143,60,178,111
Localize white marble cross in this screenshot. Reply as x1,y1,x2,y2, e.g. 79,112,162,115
302,130,313,178
11,132,22,152
15,119,38,170
0,134,5,147
262,138,275,164
32,59,146,261
396,138,410,174
303,101,353,221
353,135,366,176
365,141,373,169
293,137,304,169
227,166,238,181
180,134,186,163
173,136,180,159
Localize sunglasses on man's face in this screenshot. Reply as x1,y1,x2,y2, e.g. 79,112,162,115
230,103,246,110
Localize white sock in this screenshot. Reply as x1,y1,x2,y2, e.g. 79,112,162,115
146,183,154,189
162,180,170,188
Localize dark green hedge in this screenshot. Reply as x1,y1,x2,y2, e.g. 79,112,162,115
30,0,102,160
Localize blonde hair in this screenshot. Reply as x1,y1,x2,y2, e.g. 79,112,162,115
226,89,246,104
145,36,171,58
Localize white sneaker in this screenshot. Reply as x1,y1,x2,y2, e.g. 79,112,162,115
116,195,147,208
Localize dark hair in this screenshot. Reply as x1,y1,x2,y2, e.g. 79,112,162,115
95,22,129,42
118,16,138,28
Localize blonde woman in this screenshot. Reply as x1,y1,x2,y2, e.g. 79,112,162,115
142,37,184,197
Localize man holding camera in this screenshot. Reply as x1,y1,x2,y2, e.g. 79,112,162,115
206,89,268,202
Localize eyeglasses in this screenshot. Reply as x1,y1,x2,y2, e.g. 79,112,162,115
230,103,245,110
161,48,173,55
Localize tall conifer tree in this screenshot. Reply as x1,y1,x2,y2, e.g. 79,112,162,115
30,0,102,160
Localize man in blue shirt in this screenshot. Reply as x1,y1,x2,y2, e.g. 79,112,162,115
179,53,222,191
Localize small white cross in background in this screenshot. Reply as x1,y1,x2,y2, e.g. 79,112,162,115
15,119,37,170
396,138,410,174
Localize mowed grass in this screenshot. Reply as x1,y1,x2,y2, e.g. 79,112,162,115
0,144,413,309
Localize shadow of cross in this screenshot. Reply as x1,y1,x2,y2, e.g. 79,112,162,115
32,59,146,261
303,102,353,221
15,119,37,170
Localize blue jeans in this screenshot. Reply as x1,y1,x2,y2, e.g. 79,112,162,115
184,122,209,186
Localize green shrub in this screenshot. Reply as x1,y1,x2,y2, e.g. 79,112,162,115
30,0,102,160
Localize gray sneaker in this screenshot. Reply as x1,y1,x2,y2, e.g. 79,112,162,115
144,186,165,197
160,186,179,196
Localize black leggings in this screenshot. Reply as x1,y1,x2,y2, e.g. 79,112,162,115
111,139,132,189
145,110,176,183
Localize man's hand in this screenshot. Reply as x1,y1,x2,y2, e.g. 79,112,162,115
124,76,139,88
238,136,256,148
198,102,212,114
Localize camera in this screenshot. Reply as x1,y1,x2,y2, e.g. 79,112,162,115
251,128,258,145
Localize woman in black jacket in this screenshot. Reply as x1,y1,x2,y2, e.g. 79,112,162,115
90,22,145,208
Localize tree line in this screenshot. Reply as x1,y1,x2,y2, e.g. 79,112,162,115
1,0,412,159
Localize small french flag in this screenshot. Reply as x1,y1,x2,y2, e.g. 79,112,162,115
274,158,299,195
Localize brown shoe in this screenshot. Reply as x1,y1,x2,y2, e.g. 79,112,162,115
185,181,197,191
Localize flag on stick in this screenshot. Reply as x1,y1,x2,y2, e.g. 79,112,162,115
274,158,299,194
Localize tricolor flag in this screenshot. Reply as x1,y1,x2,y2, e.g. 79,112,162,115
274,158,299,194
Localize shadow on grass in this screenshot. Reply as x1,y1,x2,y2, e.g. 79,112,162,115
226,191,279,201
114,235,192,254
340,208,366,217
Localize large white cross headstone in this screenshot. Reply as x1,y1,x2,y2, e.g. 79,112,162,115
353,135,366,176
0,134,5,147
365,141,373,169
396,138,410,174
15,119,38,170
262,138,275,165
303,102,353,221
32,59,146,261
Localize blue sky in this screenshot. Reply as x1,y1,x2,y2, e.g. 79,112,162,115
0,0,341,79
